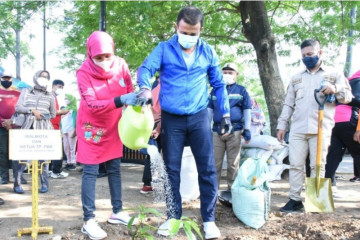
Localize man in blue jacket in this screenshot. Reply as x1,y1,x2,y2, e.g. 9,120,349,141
137,6,231,240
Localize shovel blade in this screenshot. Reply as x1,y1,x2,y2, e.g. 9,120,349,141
305,177,334,212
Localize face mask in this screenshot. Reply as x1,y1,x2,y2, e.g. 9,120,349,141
55,88,63,96
93,58,113,72
1,80,12,89
64,99,70,105
37,77,49,87
177,32,199,49
302,54,319,69
223,74,236,85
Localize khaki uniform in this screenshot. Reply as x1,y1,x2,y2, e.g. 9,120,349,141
277,65,352,201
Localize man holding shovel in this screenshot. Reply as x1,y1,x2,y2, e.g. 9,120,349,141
276,39,352,212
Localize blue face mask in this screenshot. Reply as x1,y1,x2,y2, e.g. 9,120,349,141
302,55,319,69
177,32,199,49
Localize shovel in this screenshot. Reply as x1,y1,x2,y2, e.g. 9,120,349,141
304,89,334,212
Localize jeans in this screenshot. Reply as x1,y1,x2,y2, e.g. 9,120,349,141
81,158,123,221
161,109,217,222
13,160,49,188
325,122,360,186
141,138,160,186
0,128,11,180
51,159,63,174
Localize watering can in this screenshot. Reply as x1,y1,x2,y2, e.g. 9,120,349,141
118,105,154,150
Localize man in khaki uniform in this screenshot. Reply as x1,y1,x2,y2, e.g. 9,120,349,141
277,39,353,212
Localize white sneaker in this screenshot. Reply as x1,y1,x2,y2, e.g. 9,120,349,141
50,172,64,179
332,186,342,199
48,170,53,177
203,222,221,239
59,171,69,177
157,219,182,237
107,211,139,225
50,171,69,179
81,219,107,240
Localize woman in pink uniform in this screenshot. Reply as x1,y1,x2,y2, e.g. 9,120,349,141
76,31,138,240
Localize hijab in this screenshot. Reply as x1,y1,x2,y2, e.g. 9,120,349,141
33,70,50,93
65,93,77,112
77,31,121,80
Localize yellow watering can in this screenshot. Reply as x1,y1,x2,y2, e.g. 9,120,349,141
118,106,154,150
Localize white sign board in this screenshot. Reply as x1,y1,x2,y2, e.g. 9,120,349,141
9,129,62,160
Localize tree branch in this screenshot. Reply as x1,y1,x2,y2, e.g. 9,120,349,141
269,1,281,26
204,7,239,16
0,32,15,57
202,33,249,43
340,1,345,45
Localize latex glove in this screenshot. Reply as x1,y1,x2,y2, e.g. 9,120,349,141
136,88,152,106
242,129,251,143
120,92,137,106
220,117,233,137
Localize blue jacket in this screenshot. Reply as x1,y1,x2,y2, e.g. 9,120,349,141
137,34,230,116
208,83,252,131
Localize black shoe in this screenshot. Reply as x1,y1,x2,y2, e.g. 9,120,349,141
65,164,76,171
0,198,4,205
280,199,304,213
349,176,360,182
1,178,9,184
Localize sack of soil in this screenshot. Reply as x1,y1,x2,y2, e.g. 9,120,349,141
231,157,271,229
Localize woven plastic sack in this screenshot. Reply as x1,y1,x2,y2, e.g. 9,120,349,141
231,158,271,229
180,147,200,202
240,148,273,166
271,145,289,164
242,135,283,150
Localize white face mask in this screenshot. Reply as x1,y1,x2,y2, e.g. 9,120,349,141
223,74,236,85
55,88,63,96
93,58,113,72
37,77,49,87
177,32,199,49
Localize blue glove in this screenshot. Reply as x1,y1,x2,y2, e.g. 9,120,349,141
220,117,233,135
320,80,335,103
136,88,152,106
114,92,137,108
242,129,251,141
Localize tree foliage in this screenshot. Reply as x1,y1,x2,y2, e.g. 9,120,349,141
0,1,45,65
56,0,360,134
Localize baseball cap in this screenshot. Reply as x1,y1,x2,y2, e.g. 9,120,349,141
222,63,238,73
1,71,13,78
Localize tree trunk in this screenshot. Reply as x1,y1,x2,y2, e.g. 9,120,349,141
15,3,21,79
239,1,284,136
344,6,357,77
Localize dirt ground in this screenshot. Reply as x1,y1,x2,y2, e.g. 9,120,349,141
0,163,359,240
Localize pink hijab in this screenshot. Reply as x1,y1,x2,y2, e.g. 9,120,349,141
77,31,122,80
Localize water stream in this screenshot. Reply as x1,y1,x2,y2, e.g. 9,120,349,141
147,145,176,218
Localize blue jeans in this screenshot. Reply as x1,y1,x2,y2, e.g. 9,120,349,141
0,127,10,180
14,160,49,188
81,158,122,221
161,109,218,222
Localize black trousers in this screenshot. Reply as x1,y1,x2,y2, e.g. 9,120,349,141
325,122,360,186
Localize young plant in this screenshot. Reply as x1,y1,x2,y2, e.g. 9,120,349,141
168,216,203,240
126,205,161,240
126,205,203,240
